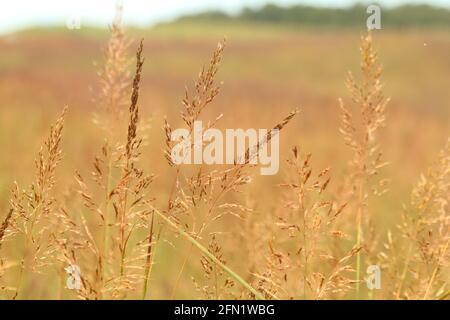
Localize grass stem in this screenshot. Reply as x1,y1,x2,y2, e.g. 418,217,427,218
149,205,265,300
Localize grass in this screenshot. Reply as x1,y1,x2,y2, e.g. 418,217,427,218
149,205,264,300
0,7,448,300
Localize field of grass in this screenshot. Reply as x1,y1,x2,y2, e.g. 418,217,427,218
0,17,448,300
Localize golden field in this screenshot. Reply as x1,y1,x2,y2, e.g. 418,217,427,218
0,16,448,300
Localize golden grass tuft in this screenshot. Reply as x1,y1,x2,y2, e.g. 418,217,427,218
0,14,447,301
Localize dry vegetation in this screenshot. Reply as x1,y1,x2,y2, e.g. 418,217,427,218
0,8,448,300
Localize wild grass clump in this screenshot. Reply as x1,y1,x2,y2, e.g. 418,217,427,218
1,107,67,299
0,7,448,300
381,138,449,299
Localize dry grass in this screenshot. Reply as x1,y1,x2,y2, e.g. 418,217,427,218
339,32,390,296
0,10,448,300
381,138,449,299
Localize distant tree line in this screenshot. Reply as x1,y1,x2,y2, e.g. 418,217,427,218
177,3,450,28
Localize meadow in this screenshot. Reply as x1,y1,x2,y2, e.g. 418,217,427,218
0,12,448,299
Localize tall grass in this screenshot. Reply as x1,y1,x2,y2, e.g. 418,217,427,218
339,32,389,296
0,9,448,300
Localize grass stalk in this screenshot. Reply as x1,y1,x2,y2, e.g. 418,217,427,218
142,211,155,299
149,205,265,300
423,238,449,299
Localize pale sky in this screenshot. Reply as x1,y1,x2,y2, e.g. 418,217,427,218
0,0,449,34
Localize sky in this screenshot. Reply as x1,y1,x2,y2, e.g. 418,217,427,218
0,0,449,34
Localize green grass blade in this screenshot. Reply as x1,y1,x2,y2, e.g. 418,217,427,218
149,205,265,300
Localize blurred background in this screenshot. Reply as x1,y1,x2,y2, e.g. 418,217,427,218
0,0,449,298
